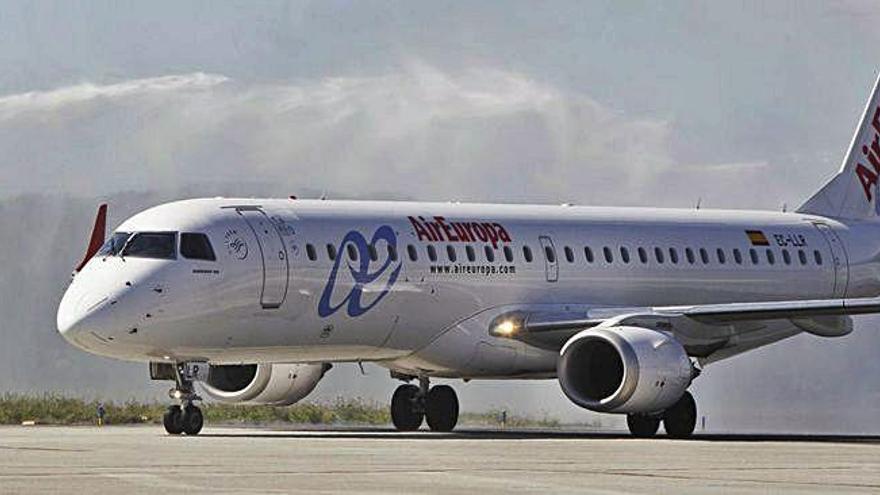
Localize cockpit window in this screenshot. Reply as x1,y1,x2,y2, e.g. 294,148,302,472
180,233,216,261
122,232,177,260
96,232,131,257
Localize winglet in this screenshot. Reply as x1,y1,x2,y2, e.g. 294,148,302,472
74,204,107,273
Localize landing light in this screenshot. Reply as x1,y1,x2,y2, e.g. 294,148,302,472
496,320,517,336
491,318,523,338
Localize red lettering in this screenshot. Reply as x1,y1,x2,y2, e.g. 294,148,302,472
473,223,488,242
870,134,880,174
409,216,432,242
452,222,471,242
425,222,440,241
494,223,512,243
435,216,458,241
863,144,880,173
463,223,476,241
856,163,878,201
482,223,499,247
407,216,513,244
872,107,880,135
418,217,439,241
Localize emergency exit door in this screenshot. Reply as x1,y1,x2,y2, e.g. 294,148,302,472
538,235,558,282
814,223,849,299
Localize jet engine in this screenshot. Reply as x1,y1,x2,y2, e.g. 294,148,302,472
199,363,331,406
557,326,693,414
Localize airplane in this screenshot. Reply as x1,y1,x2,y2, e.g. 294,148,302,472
57,72,880,438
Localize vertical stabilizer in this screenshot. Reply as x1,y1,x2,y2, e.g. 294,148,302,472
798,72,880,220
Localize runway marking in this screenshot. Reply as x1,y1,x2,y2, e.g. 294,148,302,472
0,445,89,453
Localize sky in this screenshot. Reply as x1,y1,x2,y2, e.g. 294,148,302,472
2,1,880,432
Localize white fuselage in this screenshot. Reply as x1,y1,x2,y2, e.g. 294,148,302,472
56,198,880,379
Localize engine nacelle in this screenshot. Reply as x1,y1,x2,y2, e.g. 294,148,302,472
200,363,330,406
557,326,693,414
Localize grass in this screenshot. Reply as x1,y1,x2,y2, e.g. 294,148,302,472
0,393,574,428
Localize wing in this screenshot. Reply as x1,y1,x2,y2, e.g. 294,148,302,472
490,297,880,363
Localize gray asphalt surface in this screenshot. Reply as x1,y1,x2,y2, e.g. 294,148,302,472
1,426,878,494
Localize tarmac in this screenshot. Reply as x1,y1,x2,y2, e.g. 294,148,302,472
1,425,879,494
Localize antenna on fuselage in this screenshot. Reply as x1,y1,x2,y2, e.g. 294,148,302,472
695,197,702,210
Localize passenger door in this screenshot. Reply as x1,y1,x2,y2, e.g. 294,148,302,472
238,208,289,309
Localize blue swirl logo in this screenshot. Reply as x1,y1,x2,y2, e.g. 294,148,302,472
318,226,402,318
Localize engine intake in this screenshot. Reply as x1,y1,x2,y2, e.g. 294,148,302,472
200,363,330,406
558,326,693,414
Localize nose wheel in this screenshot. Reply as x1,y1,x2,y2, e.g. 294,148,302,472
163,363,204,436
390,377,459,432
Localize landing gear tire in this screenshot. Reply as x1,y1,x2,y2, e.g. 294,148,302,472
391,384,423,431
627,414,660,438
663,391,697,439
182,405,204,436
425,385,459,432
163,406,184,435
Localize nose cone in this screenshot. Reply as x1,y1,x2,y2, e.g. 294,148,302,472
56,267,118,351
57,275,115,349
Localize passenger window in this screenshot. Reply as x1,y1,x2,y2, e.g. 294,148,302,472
603,247,613,263
545,246,557,263
326,244,337,261
305,244,317,261
699,248,709,264
388,245,398,262
814,250,823,265
798,249,807,265
782,249,791,265
733,248,742,265
407,244,418,262
503,246,513,262
485,245,495,262
766,249,775,265
181,233,216,261
716,248,726,264
122,232,176,260
654,247,664,264
620,247,630,263
427,245,438,262
564,246,575,263
466,245,476,262
669,248,679,264
446,245,457,262
368,245,378,261
584,247,594,263
750,248,759,265
347,244,358,261
523,246,533,263
638,247,648,264
685,247,695,264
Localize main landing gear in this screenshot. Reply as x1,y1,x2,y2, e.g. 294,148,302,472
390,376,459,432
626,391,697,439
163,363,204,436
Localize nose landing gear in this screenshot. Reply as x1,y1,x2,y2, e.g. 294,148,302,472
163,363,204,436
390,376,459,432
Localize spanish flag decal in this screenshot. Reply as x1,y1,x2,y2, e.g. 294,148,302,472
745,230,770,246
